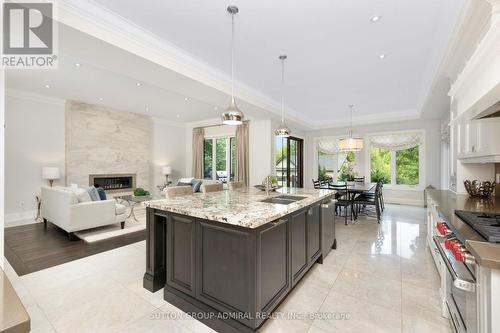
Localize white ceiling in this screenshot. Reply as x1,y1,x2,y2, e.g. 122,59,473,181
7,0,468,128
6,23,277,124
87,0,465,124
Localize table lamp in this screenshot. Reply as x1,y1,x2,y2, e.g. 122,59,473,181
42,167,60,187
162,166,172,185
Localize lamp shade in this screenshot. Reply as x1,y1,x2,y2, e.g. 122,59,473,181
42,167,60,180
162,166,172,175
338,137,364,152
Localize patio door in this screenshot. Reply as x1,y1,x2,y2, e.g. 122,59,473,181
275,136,304,188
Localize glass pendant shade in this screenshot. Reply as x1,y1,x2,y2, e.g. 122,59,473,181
221,97,243,125
338,136,364,152
339,105,364,151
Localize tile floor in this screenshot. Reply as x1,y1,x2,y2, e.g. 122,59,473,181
4,204,451,333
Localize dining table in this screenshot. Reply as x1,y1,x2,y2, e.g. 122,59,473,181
319,181,376,195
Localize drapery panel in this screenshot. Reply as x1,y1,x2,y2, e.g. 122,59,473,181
235,121,249,186
369,132,422,151
192,127,204,179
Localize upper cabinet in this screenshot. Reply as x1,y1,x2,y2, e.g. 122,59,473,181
456,118,500,163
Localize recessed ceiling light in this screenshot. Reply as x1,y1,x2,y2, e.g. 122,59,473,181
136,82,142,87
176,114,180,118
379,54,386,59
44,84,51,88
98,97,104,101
214,106,218,110
145,106,150,111
184,97,189,101
74,63,81,67
370,16,381,22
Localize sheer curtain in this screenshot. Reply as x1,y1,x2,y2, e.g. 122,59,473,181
235,121,249,186
192,127,204,179
369,132,422,151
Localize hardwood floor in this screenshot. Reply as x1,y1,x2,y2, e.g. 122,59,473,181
4,222,146,276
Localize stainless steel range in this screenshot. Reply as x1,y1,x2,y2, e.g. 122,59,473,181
455,211,500,243
433,218,477,333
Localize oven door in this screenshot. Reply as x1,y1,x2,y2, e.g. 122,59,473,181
433,236,477,333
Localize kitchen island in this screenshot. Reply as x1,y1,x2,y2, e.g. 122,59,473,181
142,187,335,333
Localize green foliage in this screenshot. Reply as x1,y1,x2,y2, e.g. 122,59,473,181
396,146,419,185
370,147,391,183
203,139,213,179
264,175,278,185
134,187,150,196
215,138,226,171
338,151,356,181
318,166,329,181
275,146,288,163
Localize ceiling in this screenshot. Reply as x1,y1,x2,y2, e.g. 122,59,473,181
7,0,469,128
87,0,465,125
6,23,276,124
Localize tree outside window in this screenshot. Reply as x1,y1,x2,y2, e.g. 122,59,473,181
396,146,419,185
370,147,391,183
337,151,356,181
370,145,420,186
203,137,236,182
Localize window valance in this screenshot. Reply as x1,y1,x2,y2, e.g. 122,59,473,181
369,132,422,151
317,138,340,154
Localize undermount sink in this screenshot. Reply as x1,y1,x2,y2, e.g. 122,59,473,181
260,195,307,205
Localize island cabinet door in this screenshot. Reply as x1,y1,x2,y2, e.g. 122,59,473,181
291,209,308,285
196,221,256,328
307,202,321,263
256,217,290,317
166,214,196,297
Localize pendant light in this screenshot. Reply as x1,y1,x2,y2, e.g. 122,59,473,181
221,5,244,125
338,105,364,152
275,55,291,137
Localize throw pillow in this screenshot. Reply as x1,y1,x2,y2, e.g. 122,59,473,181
96,188,107,200
87,186,101,201
177,181,192,187
75,189,92,203
191,179,203,192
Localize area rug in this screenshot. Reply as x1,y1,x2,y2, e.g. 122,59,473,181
74,208,146,243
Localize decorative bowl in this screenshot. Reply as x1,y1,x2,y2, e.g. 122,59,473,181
463,180,496,198
254,184,282,191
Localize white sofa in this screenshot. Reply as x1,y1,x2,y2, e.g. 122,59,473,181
41,186,127,239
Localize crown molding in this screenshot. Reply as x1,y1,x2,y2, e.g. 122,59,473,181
55,0,313,127
311,109,420,129
5,89,66,106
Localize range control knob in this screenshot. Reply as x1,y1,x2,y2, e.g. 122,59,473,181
436,222,451,236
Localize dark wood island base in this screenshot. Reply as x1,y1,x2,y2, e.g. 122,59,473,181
143,193,335,332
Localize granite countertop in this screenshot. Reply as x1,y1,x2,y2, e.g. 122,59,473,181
143,187,335,229
426,189,500,270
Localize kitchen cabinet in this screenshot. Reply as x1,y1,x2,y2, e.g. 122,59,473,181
456,118,500,163
307,203,321,263
290,209,308,285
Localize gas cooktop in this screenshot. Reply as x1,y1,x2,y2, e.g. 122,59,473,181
455,210,500,243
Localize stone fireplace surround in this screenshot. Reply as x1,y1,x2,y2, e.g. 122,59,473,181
65,101,151,192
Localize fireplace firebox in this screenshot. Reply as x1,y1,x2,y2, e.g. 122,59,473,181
89,174,136,193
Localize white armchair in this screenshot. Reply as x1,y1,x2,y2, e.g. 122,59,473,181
41,186,126,239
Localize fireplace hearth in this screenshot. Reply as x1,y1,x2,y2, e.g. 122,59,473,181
89,174,136,193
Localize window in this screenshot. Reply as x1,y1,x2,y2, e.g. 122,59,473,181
370,147,391,184
203,136,235,182
337,151,356,181
396,146,419,185
369,132,422,186
318,152,334,181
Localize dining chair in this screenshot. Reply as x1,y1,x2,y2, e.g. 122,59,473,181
328,183,353,225
352,181,382,223
312,179,322,189
228,181,245,190
354,177,365,183
165,186,193,197
359,179,384,212
201,183,224,193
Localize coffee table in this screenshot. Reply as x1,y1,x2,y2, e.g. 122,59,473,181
115,195,158,222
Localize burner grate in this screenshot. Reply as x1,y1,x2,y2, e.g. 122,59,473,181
455,210,500,243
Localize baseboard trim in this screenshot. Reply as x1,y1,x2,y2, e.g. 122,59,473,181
385,198,423,207
5,210,38,227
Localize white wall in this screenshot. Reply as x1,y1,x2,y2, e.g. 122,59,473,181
5,92,66,225
150,118,186,195
305,119,442,206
